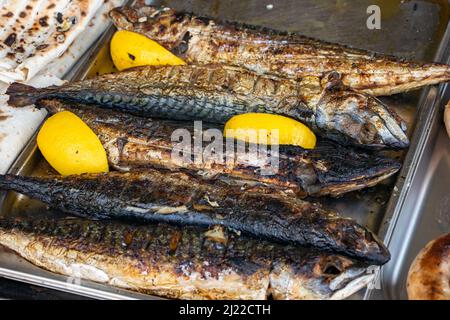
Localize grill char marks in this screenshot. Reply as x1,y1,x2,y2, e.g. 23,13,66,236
36,99,401,198
109,3,450,97
7,63,409,148
0,216,373,300
0,171,390,265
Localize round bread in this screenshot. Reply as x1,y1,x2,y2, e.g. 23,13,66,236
445,101,450,138
407,233,450,300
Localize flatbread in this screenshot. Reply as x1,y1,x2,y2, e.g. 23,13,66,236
0,80,49,175
0,0,125,174
38,0,124,79
0,0,104,82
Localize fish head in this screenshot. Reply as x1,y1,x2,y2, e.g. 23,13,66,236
109,5,194,55
270,252,376,300
315,88,409,148
286,139,401,196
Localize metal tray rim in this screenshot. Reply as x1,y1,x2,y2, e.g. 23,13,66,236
364,21,450,300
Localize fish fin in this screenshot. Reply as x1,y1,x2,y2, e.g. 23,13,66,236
6,83,40,107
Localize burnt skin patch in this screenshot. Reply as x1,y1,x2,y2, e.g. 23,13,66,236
56,12,64,24
4,33,16,47
19,11,26,18
228,257,265,277
36,44,49,51
39,17,49,27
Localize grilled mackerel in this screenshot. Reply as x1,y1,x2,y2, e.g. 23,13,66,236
0,216,375,300
6,64,409,148
0,171,390,264
36,99,401,197
109,3,450,96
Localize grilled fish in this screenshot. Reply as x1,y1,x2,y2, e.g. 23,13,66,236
0,170,390,265
0,216,375,299
109,3,450,96
36,99,401,197
6,64,409,148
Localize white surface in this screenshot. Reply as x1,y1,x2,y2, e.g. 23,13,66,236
39,0,124,79
0,0,104,83
0,0,125,174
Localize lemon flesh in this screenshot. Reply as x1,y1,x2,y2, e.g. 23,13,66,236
86,44,118,78
37,111,109,176
224,113,316,149
110,30,186,71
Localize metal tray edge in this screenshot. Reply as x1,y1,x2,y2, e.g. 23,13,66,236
364,21,450,300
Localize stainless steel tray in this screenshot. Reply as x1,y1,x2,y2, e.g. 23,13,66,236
365,23,450,300
0,0,449,300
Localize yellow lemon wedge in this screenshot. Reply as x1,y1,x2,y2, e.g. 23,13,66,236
224,113,317,149
37,111,109,176
110,30,186,71
86,44,118,78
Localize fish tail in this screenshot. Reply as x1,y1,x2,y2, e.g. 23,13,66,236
0,174,16,189
0,174,27,193
0,174,49,203
6,83,41,107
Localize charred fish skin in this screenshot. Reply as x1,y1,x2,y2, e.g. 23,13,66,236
0,217,271,299
109,2,450,96
6,64,409,149
0,171,390,265
8,65,309,123
0,216,374,300
37,99,401,198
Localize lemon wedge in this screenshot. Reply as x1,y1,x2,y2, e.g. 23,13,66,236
110,30,186,71
37,111,109,175
224,113,316,149
86,44,118,78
